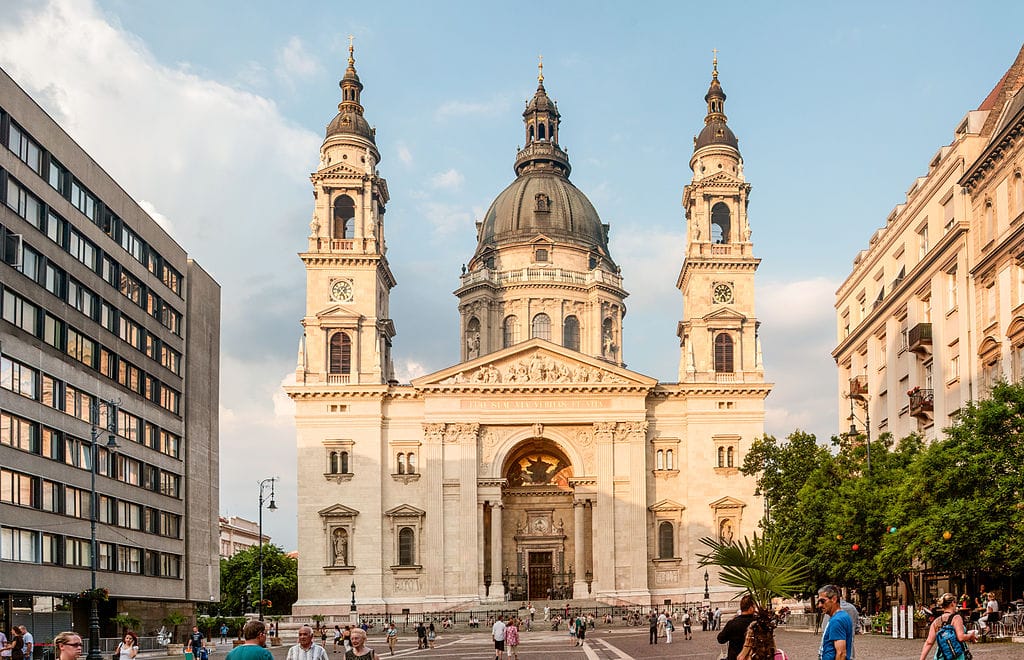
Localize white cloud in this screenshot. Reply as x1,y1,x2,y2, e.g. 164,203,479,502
396,142,413,165
419,201,476,237
275,36,320,82
394,359,428,383
435,95,511,121
138,200,174,235
430,168,464,190
612,224,685,314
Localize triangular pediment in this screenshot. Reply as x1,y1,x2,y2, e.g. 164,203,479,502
649,499,686,513
412,338,658,388
310,161,368,181
318,503,360,517
384,504,426,518
709,496,746,510
693,171,743,187
703,307,747,323
316,304,361,321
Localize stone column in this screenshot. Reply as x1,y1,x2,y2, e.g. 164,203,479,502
573,500,588,598
490,502,505,600
477,502,487,599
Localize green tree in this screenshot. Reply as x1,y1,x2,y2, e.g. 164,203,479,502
216,544,298,616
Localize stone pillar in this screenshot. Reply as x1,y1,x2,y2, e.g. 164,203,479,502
573,500,588,598
477,502,487,598
490,502,505,600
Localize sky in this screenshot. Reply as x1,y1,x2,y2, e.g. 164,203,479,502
0,0,1021,551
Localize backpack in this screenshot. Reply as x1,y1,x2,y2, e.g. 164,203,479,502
935,613,965,660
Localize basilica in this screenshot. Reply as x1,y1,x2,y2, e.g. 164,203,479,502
285,47,771,612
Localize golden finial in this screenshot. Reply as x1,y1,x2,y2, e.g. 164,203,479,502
538,54,544,83
712,48,719,78
348,35,355,66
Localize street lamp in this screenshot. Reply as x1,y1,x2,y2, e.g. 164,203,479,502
88,400,119,660
350,580,356,613
257,478,277,621
847,394,871,472
703,570,710,601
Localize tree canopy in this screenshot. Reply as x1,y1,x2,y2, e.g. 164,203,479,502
207,544,297,616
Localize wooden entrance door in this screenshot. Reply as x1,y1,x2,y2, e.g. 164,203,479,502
528,551,553,600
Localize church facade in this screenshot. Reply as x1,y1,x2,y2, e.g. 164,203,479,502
286,49,771,612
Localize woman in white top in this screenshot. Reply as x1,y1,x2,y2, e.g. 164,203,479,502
114,632,138,660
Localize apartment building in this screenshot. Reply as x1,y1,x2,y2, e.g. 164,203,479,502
0,66,220,629
833,44,1024,442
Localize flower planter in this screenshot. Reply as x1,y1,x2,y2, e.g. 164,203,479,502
166,644,184,656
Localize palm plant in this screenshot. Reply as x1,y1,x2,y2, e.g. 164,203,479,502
698,533,809,660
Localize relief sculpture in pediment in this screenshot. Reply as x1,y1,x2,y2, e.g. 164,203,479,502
441,352,626,385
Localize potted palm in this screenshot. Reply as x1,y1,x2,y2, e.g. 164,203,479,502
163,611,188,656
698,533,809,659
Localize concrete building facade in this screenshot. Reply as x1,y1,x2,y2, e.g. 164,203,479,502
287,51,769,613
0,66,220,628
833,45,1024,442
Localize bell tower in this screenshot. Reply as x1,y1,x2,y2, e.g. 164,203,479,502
677,54,764,383
297,40,396,386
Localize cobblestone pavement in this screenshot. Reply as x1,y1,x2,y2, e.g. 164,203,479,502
256,627,1024,659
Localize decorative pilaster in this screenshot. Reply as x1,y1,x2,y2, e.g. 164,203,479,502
573,500,587,598
490,502,505,600
477,503,487,598
592,421,616,596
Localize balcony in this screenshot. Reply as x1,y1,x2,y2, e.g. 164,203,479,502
908,322,933,354
909,388,934,419
326,374,351,384
849,375,868,401
458,266,623,291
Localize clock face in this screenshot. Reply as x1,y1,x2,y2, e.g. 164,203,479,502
713,283,733,304
331,279,354,302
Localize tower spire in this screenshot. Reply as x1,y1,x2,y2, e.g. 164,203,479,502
538,54,544,84
693,51,739,152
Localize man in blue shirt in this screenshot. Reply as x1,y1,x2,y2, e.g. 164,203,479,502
818,585,853,660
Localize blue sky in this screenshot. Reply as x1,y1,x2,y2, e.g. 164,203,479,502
1,0,1021,550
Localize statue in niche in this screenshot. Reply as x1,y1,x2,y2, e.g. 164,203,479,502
555,518,564,535
332,528,348,566
720,519,734,544
466,330,480,359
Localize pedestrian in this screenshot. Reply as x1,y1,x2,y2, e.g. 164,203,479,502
714,607,722,631
53,632,81,660
529,605,536,622
919,592,977,660
415,622,426,650
287,626,329,660
568,614,576,647
17,628,31,660
114,632,139,660
189,626,205,660
657,610,667,639
821,597,860,659
342,627,352,654
505,618,519,660
7,628,24,660
0,627,8,660
648,612,658,645
492,615,506,660
427,623,436,649
384,623,397,656
817,585,854,660
344,628,375,660
319,627,326,647
543,606,549,622
717,594,757,660
665,615,673,644
575,616,586,647
333,626,342,654
683,610,692,640
225,621,273,660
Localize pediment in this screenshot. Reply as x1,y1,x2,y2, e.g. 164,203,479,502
316,304,361,321
318,503,360,518
1008,316,1024,338
530,234,555,245
693,171,743,187
649,499,686,513
709,496,746,510
978,335,1001,356
703,307,747,323
385,504,426,518
412,338,658,388
310,161,368,181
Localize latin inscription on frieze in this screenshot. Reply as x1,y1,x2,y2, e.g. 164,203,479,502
460,399,611,410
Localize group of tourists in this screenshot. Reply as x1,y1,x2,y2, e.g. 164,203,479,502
1,625,33,660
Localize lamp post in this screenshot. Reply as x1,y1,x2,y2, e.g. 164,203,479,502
257,478,277,621
88,400,118,660
350,580,356,613
703,570,710,601
848,394,871,472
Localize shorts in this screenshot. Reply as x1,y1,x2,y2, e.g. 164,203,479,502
494,640,505,651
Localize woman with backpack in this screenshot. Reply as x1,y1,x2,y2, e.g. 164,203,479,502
919,593,979,660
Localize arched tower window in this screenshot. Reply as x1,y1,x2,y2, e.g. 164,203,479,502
714,333,734,373
396,453,406,474
727,447,735,468
711,202,731,244
529,125,535,143
503,315,520,348
398,527,415,566
538,123,546,140
333,195,356,239
563,316,580,351
329,451,339,473
656,450,664,470
718,447,726,467
658,521,674,559
329,332,352,374
666,449,674,470
532,313,551,341
340,451,349,474
407,453,416,474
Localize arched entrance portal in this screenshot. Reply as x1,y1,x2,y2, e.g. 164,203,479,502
499,439,577,601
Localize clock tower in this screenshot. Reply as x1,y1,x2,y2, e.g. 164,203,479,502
297,42,396,386
677,55,764,384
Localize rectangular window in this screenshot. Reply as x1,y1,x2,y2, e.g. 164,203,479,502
64,486,89,518
119,271,142,306
942,192,955,231
7,122,42,174
97,495,113,523
119,316,142,349
98,542,115,571
1,355,38,399
160,386,180,414
918,223,929,259
159,430,181,458
1,411,37,452
160,345,181,375
143,464,158,492
117,500,142,529
2,289,38,334
160,471,180,497
987,283,997,322
5,178,42,228
1,527,39,563
161,553,181,578
46,210,65,245
48,158,67,193
162,265,182,296
117,545,142,573
40,426,59,460
160,512,181,538
119,455,141,486
161,305,181,335
40,532,58,565
40,480,60,513
65,537,91,568
0,469,38,507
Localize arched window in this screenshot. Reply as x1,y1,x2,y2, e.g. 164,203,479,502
340,451,349,474
333,195,356,239
658,521,674,559
397,453,406,474
329,332,352,374
329,451,339,473
563,316,580,351
666,449,674,470
656,449,664,470
711,202,731,244
717,447,726,467
529,125,535,143
532,313,551,341
714,333,734,373
727,447,735,468
503,315,520,348
538,123,546,140
398,527,415,566
407,453,416,474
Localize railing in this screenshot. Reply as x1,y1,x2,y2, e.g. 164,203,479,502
716,372,737,383
459,267,622,289
501,571,575,602
909,388,934,417
908,322,933,353
326,374,351,384
849,375,868,400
